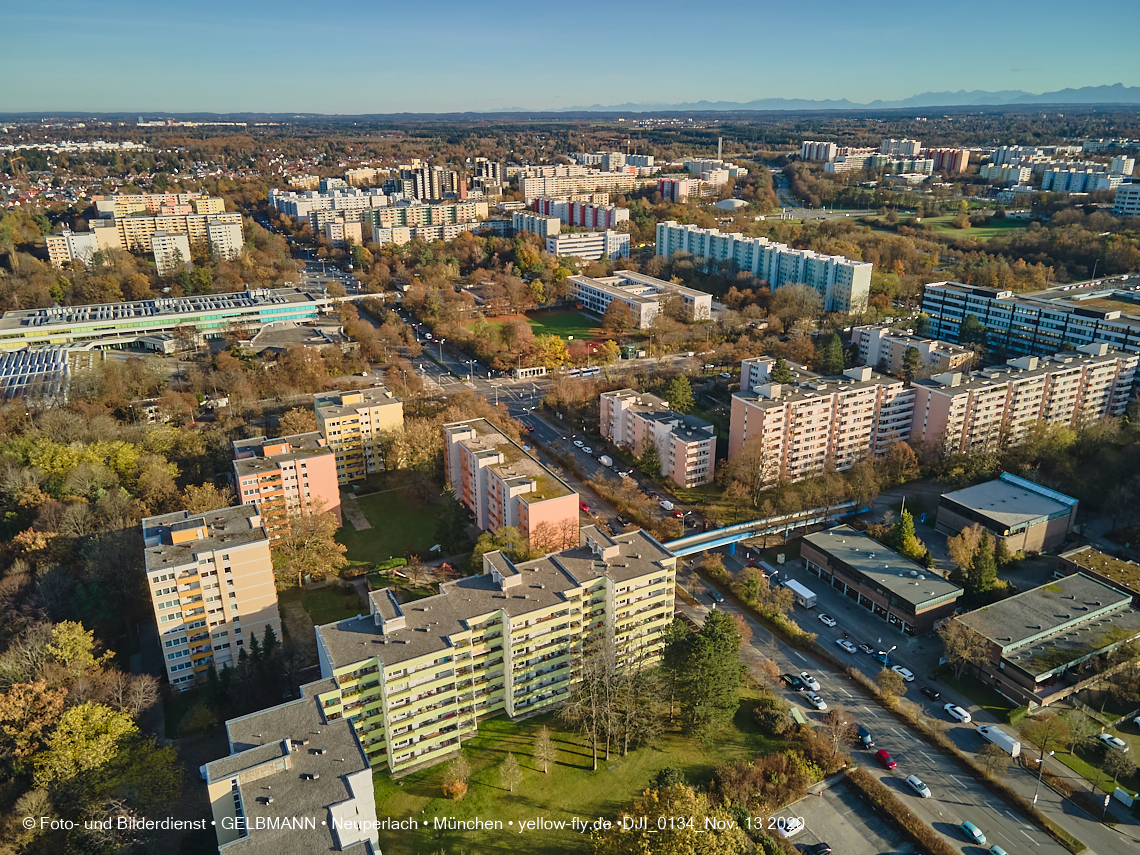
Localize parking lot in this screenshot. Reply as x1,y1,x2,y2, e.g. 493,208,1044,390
769,781,905,855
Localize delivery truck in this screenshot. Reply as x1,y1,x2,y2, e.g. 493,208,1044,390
782,579,818,609
976,725,1021,758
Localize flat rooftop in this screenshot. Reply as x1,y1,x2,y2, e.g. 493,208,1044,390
444,418,573,502
246,321,352,353
206,692,370,855
233,432,333,477
802,525,962,610
143,506,267,568
1059,546,1140,595
940,473,1077,533
313,385,401,418
318,526,673,671
957,573,1140,677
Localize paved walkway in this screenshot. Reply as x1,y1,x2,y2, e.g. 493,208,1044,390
341,494,371,530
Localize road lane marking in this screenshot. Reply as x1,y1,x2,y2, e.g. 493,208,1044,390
791,650,807,663
950,776,969,790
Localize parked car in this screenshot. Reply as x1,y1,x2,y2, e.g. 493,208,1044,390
582,446,593,455
920,686,941,701
672,510,684,519
579,501,591,513
719,372,732,378
818,613,837,627
856,725,874,749
892,665,916,682
836,639,857,654
805,692,827,711
875,749,896,769
782,674,807,692
858,643,875,655
1099,734,1129,752
959,821,987,846
873,650,891,665
573,439,584,447
799,672,821,691
805,844,831,855
775,817,804,839
708,589,724,605
945,703,972,723
989,847,1009,855
905,774,932,798
659,499,675,511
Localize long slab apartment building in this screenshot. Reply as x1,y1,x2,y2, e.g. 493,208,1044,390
601,389,717,487
568,270,712,328
444,418,580,552
656,221,872,313
311,525,676,774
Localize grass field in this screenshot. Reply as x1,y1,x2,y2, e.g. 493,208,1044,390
473,310,606,343
863,214,1027,243
366,572,437,602
372,680,782,855
337,484,440,565
279,585,365,627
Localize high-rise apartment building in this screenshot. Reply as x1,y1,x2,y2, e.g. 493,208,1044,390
511,212,561,238
92,192,222,218
925,148,970,174
601,389,717,487
801,141,839,162
207,220,244,261
656,221,871,313
530,198,629,230
881,138,922,156
909,345,1137,454
45,229,102,268
1111,156,1135,176
728,358,914,482
358,200,487,230
313,387,404,484
851,325,972,377
106,211,244,253
519,171,653,197
979,164,1033,185
142,506,280,690
443,418,579,552
920,281,1140,358
312,526,676,774
546,230,630,261
1113,183,1140,218
152,231,191,276
233,432,342,529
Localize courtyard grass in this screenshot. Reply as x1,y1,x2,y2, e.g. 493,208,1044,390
372,680,783,855
278,585,366,627
366,572,437,602
337,484,440,565
935,668,1019,722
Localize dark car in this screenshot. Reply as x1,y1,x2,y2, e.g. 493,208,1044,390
806,844,832,855
856,725,874,749
858,643,875,655
920,686,941,701
782,674,807,692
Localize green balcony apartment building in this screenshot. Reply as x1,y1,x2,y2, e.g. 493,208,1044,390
309,525,676,774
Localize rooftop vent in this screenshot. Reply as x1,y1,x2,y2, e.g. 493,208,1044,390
301,773,320,781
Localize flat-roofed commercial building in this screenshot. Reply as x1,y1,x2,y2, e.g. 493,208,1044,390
568,271,711,328
954,573,1140,706
546,230,630,261
203,689,379,854
800,525,963,635
444,418,579,552
655,221,871,313
728,358,914,483
1055,546,1140,606
0,287,334,352
313,387,404,484
920,280,1140,360
142,506,280,690
313,526,676,774
936,472,1078,554
909,345,1137,454
233,432,341,529
601,389,716,487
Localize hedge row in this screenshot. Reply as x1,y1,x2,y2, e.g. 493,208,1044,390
846,767,958,855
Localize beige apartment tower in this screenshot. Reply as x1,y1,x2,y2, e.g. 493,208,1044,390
142,506,280,690
313,386,404,483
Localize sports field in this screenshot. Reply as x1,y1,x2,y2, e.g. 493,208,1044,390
471,309,605,342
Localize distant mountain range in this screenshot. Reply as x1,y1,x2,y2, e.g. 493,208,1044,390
553,84,1140,113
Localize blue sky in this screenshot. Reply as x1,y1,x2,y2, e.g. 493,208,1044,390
3,0,1139,113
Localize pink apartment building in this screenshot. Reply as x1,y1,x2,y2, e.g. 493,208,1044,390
600,389,716,488
443,419,580,553
728,357,914,483
909,344,1137,454
232,432,342,529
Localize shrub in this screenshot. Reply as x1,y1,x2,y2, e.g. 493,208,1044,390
442,780,467,800
1008,705,1029,725
341,564,372,580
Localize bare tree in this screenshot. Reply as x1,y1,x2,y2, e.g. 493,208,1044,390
1104,748,1135,788
938,620,990,679
820,707,855,753
1060,709,1100,756
499,752,522,793
533,726,556,774
977,742,1011,774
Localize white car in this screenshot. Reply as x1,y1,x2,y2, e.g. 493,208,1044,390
892,665,916,682
945,703,972,723
836,639,857,654
582,447,592,455
818,614,837,627
1099,734,1129,752
805,692,827,711
799,671,821,691
905,774,932,798
776,817,805,839
573,440,584,447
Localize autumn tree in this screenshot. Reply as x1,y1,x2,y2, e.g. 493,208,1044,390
602,300,634,333
0,680,67,760
533,726,556,774
1021,714,1070,760
875,668,906,700
977,742,1011,774
947,523,986,573
181,482,236,515
770,283,824,329
442,754,471,800
270,505,348,588
33,702,137,788
278,407,319,436
887,510,926,561
594,783,749,855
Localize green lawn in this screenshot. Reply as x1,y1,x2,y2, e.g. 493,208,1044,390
936,668,1019,721
1052,739,1140,796
918,215,1028,242
338,486,441,565
279,585,365,626
367,572,437,602
525,309,604,342
372,682,783,855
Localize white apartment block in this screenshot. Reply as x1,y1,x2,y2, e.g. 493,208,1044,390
1041,168,1120,193
546,230,630,261
801,141,839,162
684,159,748,178
1113,183,1140,218
980,164,1033,185
656,221,871,313
207,220,244,261
312,526,677,774
152,231,191,276
868,155,934,175
142,506,280,690
824,153,874,174
267,187,389,219
729,358,915,483
991,146,1046,166
601,389,716,487
851,325,972,376
568,271,711,328
881,138,922,156
909,345,1138,455
511,212,561,238
519,171,654,198
1111,156,1135,176
371,226,412,246
45,229,101,268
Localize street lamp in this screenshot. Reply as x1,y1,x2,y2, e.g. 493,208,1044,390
438,338,445,361
1033,751,1054,805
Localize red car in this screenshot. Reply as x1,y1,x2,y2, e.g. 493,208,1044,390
875,749,896,769
672,510,684,519
579,501,591,513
